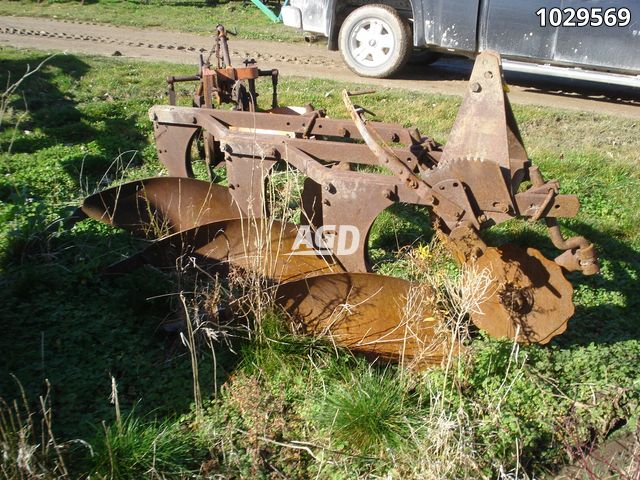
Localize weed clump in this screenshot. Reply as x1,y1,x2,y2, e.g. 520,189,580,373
312,367,416,455
90,415,204,480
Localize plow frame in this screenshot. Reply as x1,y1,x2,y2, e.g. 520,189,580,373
149,91,587,274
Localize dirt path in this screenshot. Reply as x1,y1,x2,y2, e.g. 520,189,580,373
1,15,639,119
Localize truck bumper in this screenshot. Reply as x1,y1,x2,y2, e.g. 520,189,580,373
281,6,302,29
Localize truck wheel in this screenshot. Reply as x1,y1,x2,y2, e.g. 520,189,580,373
338,4,412,78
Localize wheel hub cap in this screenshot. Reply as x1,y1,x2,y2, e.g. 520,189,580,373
350,18,395,68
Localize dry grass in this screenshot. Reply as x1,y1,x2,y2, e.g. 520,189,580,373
0,379,74,480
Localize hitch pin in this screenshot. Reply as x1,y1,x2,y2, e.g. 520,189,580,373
530,189,555,222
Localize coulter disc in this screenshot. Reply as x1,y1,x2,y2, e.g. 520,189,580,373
276,273,455,366
76,177,240,238
471,244,574,344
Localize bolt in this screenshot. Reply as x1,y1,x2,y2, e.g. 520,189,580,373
504,289,529,313
322,199,330,206
323,182,334,193
391,133,400,142
192,117,198,124
484,71,493,79
478,214,488,223
406,178,419,189
471,82,482,93
492,201,510,214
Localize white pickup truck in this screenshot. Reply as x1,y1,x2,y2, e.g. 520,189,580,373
281,0,640,87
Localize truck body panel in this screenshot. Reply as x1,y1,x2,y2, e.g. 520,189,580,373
554,0,640,72
422,0,479,51
480,0,557,61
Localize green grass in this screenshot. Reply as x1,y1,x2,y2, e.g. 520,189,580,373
310,366,417,455
0,0,301,41
0,46,639,477
90,414,205,479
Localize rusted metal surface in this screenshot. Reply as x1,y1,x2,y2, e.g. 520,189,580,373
73,38,603,367
166,24,280,113
472,245,574,344
276,273,453,366
163,23,281,177
106,218,343,282
336,52,598,343
72,177,241,238
439,51,529,192
528,165,599,276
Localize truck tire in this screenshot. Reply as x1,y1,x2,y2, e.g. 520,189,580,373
338,4,412,78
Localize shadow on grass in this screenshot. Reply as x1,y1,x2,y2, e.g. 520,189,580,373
556,222,640,346
0,53,147,191
1,54,89,152
0,52,241,440
0,224,242,439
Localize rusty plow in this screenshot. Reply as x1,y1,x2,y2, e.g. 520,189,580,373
67,31,599,367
